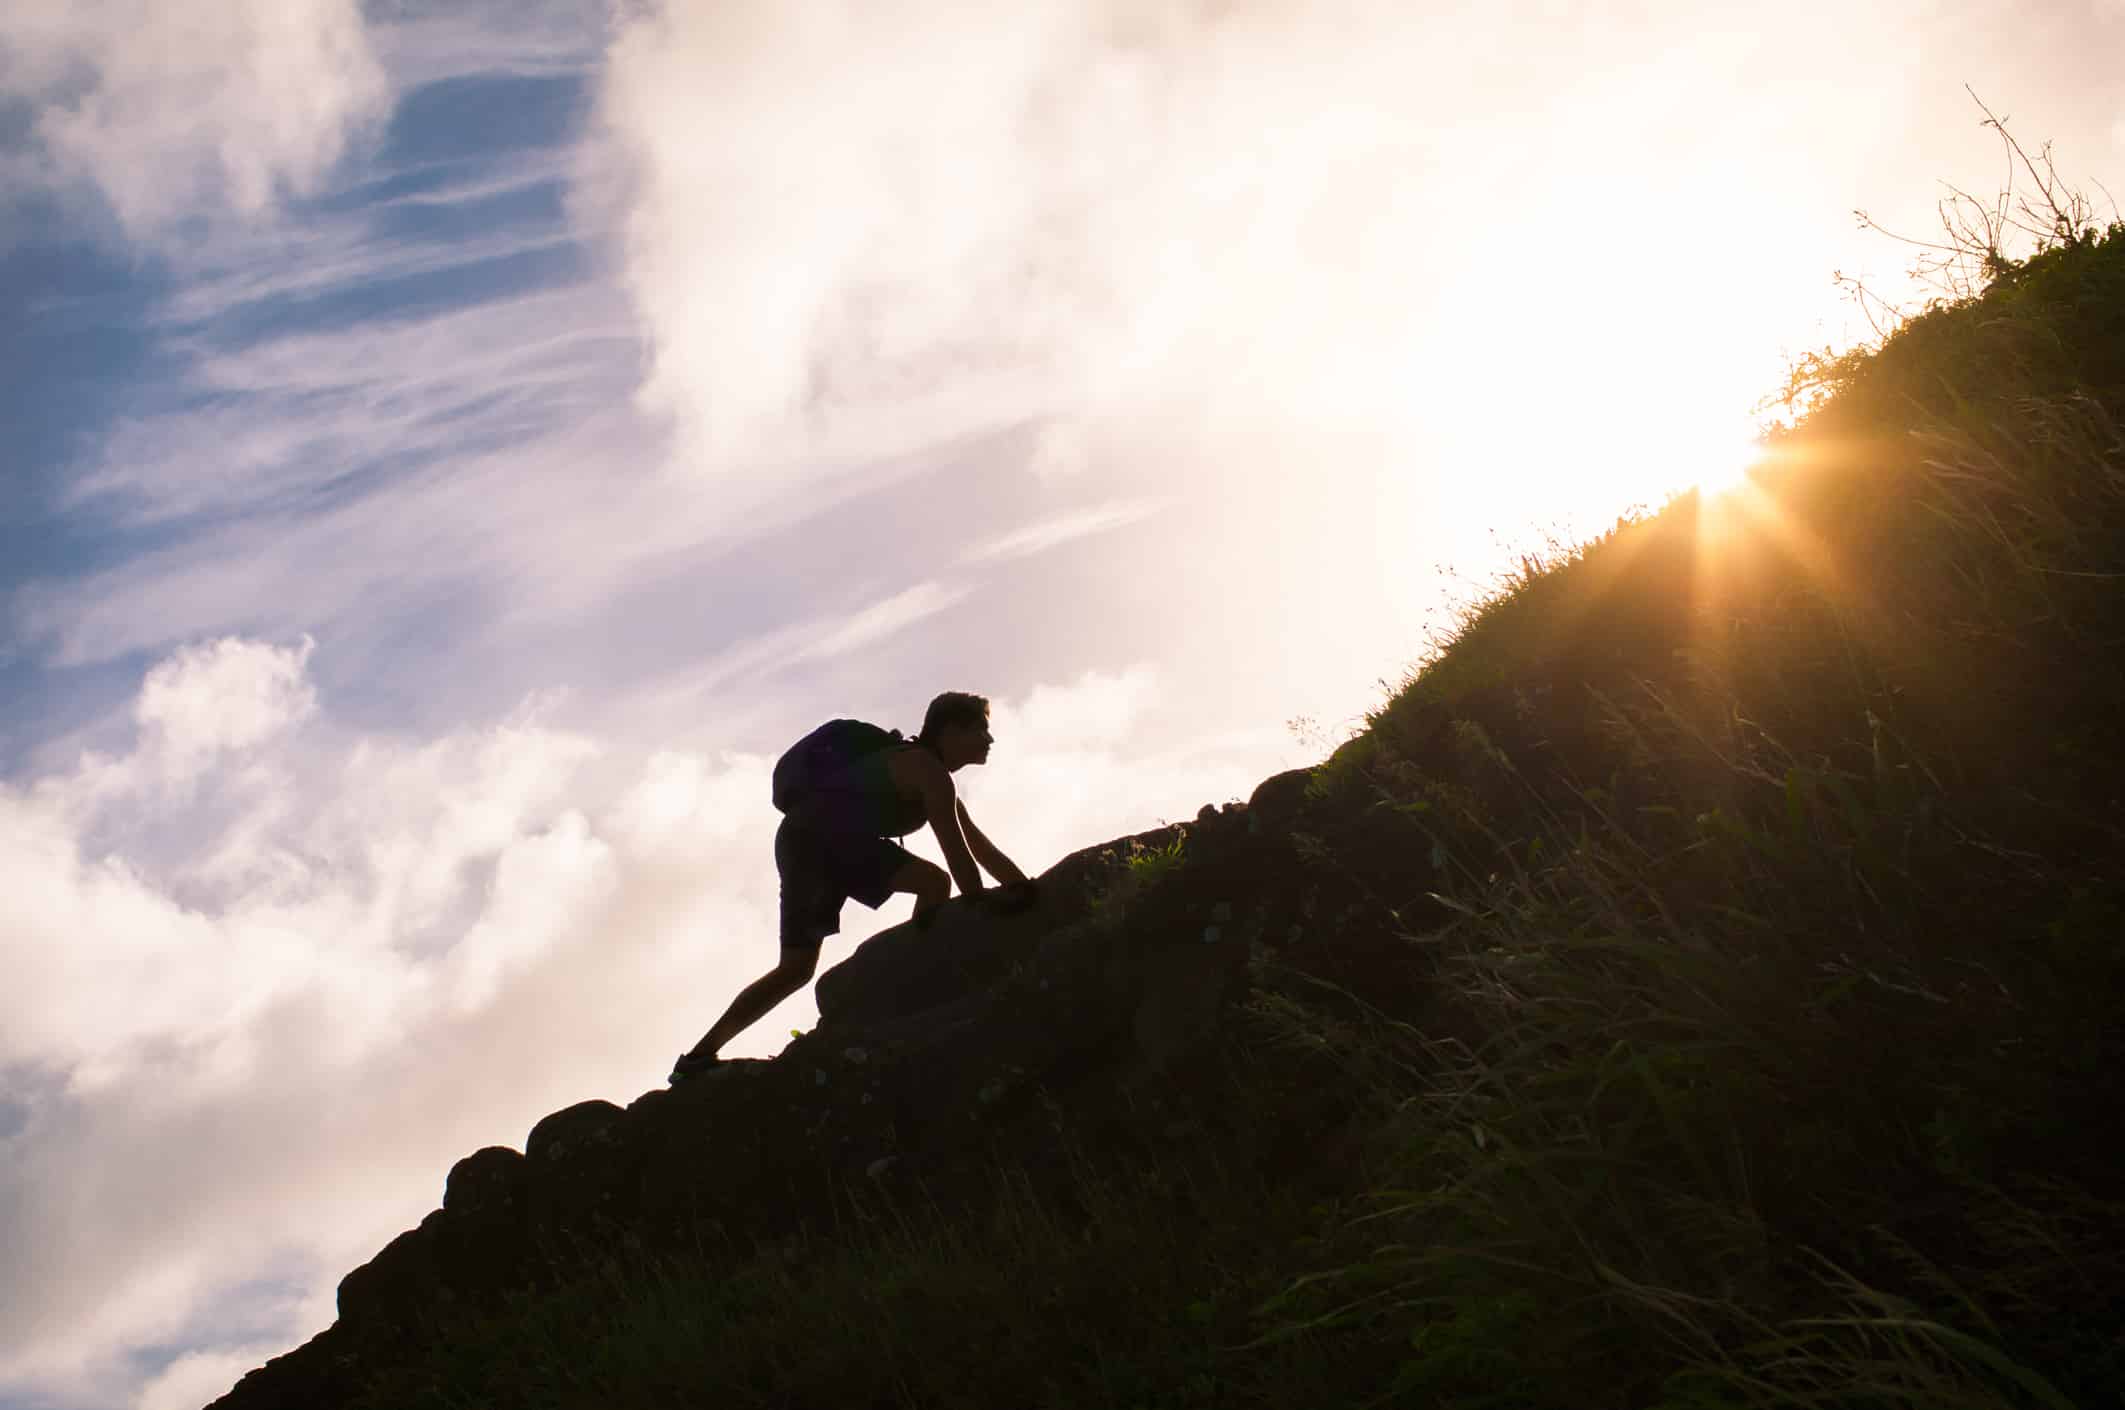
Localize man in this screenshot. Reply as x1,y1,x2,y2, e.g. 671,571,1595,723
670,691,1033,1080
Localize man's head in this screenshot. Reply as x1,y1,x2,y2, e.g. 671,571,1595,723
917,691,992,771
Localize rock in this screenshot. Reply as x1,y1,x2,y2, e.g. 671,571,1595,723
336,1214,444,1330
814,896,1031,1027
525,1100,624,1163
442,1146,524,1216
1247,768,1314,827
209,750,1392,1410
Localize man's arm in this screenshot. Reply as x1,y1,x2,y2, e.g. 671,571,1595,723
913,755,985,898
956,800,1027,886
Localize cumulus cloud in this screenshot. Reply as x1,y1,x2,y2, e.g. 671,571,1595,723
0,0,388,238
577,0,2125,776
593,0,1458,476
0,638,722,1398
134,635,318,776
0,638,1283,1407
590,0,2125,550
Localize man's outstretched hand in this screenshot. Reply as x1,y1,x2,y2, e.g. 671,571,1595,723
979,878,1040,915
915,880,1037,930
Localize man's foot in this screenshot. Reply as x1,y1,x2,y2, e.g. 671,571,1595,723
668,1050,721,1084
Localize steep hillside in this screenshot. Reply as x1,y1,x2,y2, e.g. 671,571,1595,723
213,226,2124,1410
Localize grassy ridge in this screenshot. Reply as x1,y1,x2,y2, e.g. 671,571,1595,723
351,226,2125,1409
1282,218,2125,1407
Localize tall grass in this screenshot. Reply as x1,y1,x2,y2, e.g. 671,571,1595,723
1254,225,2125,1406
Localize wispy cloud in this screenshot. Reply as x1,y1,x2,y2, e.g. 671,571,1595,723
7,23,654,686
65,279,640,528
156,187,589,331
630,580,976,724
793,582,972,662
962,498,1165,564
366,0,609,89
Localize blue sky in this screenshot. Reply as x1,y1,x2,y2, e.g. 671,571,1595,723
3,2,2121,1406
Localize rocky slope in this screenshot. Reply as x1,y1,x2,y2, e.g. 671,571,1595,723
208,762,1407,1409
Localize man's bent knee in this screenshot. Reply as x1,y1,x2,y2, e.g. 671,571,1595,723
774,947,821,984
894,859,950,908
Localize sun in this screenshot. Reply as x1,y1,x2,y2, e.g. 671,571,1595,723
1692,435,1768,498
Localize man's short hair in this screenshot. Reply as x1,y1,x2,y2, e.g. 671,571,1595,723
918,691,990,746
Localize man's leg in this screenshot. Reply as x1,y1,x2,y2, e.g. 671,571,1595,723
682,945,820,1063
679,848,949,1073
677,813,837,1070
890,856,952,927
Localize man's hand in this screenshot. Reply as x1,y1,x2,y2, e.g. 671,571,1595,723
979,878,1040,915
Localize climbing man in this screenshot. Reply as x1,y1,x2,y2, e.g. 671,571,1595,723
670,691,1037,1081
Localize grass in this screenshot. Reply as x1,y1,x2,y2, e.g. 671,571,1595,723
1263,217,2125,1407
348,217,2123,1408
351,1096,1384,1410
1086,828,1192,930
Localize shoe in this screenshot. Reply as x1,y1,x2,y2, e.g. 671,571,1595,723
669,1051,721,1084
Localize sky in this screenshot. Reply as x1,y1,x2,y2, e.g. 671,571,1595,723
2,2,2120,1406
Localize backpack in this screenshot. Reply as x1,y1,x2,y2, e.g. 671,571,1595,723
770,719,905,814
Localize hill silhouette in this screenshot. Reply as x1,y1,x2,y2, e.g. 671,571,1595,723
211,220,2124,1409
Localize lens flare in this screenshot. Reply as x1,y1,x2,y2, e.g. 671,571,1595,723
1696,438,1766,497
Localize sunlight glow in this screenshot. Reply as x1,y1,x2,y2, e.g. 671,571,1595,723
1695,437,1767,497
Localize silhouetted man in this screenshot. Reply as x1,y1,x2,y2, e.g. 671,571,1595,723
670,691,1032,1080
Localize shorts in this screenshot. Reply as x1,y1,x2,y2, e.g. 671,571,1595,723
775,813,917,951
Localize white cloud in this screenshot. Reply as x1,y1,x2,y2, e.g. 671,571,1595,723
137,1345,294,1410
134,636,318,778
592,0,1463,474
0,0,388,239
588,0,2125,581
1004,665,1159,751
0,641,1290,1407
0,640,696,1395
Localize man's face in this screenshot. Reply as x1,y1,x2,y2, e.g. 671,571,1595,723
949,719,994,767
